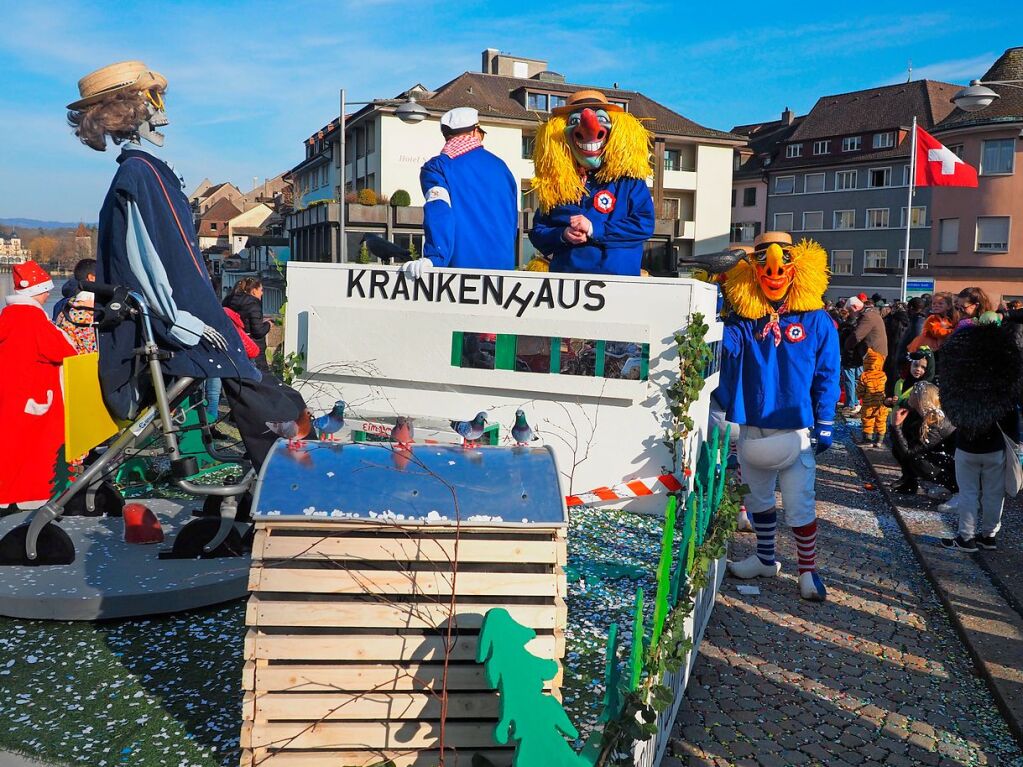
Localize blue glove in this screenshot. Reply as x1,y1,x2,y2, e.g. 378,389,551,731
814,422,833,454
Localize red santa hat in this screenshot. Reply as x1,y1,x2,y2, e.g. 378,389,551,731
12,260,54,297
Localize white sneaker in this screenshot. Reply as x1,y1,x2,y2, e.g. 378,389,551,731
728,553,781,579
736,509,754,532
799,571,827,601
937,495,959,513
845,405,861,416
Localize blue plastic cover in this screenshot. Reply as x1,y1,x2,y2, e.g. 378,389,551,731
252,441,567,525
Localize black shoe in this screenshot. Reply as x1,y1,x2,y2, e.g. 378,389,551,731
940,535,978,552
976,534,998,551
892,481,918,495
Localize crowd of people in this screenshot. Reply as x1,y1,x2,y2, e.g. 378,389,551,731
827,288,1023,552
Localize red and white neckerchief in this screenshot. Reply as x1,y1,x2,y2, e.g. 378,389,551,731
757,303,789,347
441,133,484,159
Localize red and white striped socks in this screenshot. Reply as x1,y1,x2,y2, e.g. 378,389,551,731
793,520,818,574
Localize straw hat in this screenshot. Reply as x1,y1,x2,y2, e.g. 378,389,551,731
551,89,624,117
67,61,167,110
753,231,793,249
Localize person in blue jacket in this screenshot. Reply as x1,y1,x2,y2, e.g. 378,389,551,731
403,108,517,278
528,90,655,276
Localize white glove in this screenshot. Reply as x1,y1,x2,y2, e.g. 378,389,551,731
201,324,228,351
402,257,433,280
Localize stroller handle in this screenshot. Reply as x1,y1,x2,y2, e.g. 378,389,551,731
89,282,122,301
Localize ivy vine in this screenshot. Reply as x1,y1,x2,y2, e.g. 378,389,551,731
664,313,713,478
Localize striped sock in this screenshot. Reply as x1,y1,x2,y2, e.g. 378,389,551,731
793,520,818,574
751,509,777,566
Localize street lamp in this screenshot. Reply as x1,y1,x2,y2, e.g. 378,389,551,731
951,79,1023,112
338,89,429,261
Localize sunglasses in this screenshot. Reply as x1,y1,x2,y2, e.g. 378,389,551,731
145,88,166,111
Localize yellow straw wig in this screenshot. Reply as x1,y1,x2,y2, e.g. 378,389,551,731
530,111,653,213
723,239,831,319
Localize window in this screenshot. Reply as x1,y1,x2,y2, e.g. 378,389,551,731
842,136,862,152
733,153,742,171
730,189,736,208
743,187,757,206
804,173,825,193
527,92,548,111
939,218,959,252
730,222,761,242
866,208,890,229
773,212,794,231
609,100,628,111
786,143,803,158
868,167,891,188
775,176,794,194
522,135,535,159
833,210,855,229
981,139,1015,175
550,95,567,110
210,222,218,230
976,216,1010,251
899,249,925,269
836,170,857,190
864,249,888,272
662,198,680,219
900,206,926,227
366,123,375,153
664,149,681,171
873,131,895,149
948,144,965,159
520,180,533,210
802,211,824,230
813,140,830,156
830,250,853,275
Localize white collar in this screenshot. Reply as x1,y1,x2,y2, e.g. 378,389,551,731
4,294,47,311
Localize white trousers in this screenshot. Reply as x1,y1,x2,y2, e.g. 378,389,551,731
738,427,818,527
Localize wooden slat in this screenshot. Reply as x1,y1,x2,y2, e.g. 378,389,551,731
247,595,565,631
243,720,501,750
241,747,514,767
247,691,501,721
244,631,562,662
250,567,560,597
254,533,560,565
246,662,497,693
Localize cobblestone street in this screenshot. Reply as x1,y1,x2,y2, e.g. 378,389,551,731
671,430,1023,767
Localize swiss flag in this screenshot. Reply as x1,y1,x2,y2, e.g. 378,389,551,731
914,126,978,187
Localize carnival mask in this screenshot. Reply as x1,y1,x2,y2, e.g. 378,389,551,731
751,242,795,303
137,88,169,148
565,108,611,170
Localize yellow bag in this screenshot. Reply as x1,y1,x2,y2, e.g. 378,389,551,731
63,353,119,461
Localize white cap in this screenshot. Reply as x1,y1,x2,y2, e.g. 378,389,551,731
440,107,484,134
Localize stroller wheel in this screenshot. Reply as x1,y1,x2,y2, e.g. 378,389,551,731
0,522,75,566
64,481,125,518
169,517,247,559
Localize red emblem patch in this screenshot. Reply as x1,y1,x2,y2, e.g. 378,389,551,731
784,323,806,343
593,190,616,214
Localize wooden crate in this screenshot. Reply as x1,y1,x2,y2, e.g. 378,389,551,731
240,522,567,767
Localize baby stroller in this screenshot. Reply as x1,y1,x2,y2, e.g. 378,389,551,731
0,285,256,566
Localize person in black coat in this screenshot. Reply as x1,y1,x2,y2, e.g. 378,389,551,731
883,302,911,395
223,278,271,372
890,381,956,495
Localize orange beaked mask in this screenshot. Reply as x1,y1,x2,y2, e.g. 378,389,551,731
752,243,795,303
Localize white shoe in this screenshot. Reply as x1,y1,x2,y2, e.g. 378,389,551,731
736,508,754,532
937,494,959,513
728,553,781,579
799,571,827,601
845,405,861,416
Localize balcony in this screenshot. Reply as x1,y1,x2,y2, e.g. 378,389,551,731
288,202,340,231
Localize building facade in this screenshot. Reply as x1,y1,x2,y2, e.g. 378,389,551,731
764,80,959,300
929,47,1023,303
0,231,30,265
287,49,741,266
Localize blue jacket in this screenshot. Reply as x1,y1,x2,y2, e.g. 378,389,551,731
530,176,654,276
713,309,840,430
420,147,517,269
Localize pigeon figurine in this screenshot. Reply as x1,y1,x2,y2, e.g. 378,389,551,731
677,246,751,275
362,233,412,264
266,409,313,450
511,409,536,446
390,416,415,448
313,400,346,441
451,411,488,446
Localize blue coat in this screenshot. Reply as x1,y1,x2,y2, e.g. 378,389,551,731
97,148,257,419
420,147,517,270
530,176,654,276
714,309,840,430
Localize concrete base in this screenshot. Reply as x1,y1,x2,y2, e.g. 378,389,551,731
0,499,250,621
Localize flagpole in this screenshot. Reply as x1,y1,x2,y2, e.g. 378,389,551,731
901,116,917,302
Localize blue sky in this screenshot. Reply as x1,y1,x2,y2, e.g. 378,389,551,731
1,0,1020,222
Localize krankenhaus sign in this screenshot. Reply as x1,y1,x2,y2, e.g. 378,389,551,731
344,268,607,317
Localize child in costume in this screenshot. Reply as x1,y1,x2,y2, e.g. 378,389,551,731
856,349,889,446
528,90,654,275
885,347,934,408
712,231,840,602
889,382,956,496
0,261,78,509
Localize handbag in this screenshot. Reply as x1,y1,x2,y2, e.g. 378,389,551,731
999,427,1023,498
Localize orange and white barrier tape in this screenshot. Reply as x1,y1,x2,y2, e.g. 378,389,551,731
566,474,682,507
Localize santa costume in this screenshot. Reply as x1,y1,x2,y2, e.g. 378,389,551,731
0,261,77,508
